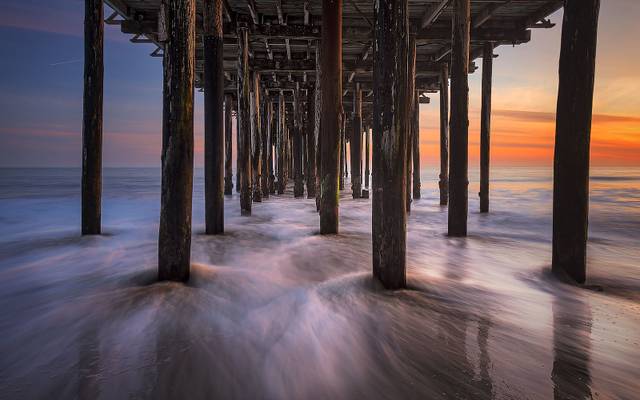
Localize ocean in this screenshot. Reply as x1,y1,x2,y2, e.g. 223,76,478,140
0,166,638,399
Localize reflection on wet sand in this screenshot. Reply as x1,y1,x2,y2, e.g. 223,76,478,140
552,294,593,400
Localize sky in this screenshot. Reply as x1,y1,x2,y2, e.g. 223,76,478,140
0,0,639,168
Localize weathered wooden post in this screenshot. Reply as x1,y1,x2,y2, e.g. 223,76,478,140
412,91,421,199
439,63,449,206
277,93,287,194
293,85,305,198
372,0,409,289
252,72,262,203
158,0,195,281
306,86,317,198
479,42,493,213
237,24,252,214
224,95,233,195
448,0,470,237
350,84,363,198
204,0,224,234
365,126,370,189
320,0,342,234
315,46,322,211
82,0,103,235
261,95,271,198
339,121,346,191
552,0,600,284
269,100,276,194
406,37,416,212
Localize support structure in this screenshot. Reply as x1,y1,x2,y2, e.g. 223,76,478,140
364,126,370,189
237,25,252,214
315,46,322,211
252,71,263,203
293,85,305,197
82,0,103,235
479,42,493,213
439,63,449,206
448,0,470,237
158,0,196,281
261,96,272,198
350,84,363,198
412,90,421,199
406,37,416,212
372,0,409,289
277,94,287,194
204,0,224,234
306,86,317,198
552,0,600,284
224,95,233,195
319,0,342,234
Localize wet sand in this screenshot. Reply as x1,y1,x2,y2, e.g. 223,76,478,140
0,167,639,399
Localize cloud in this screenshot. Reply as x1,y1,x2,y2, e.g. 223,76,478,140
493,109,640,125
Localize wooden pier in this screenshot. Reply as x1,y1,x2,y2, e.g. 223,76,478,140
84,0,599,286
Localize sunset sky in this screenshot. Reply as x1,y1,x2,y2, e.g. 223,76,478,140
0,0,638,167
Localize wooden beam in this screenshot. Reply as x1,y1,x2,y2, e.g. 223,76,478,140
372,0,409,290
552,0,600,284
472,1,513,29
82,0,104,235
306,84,317,198
158,0,196,281
204,0,225,234
251,71,263,202
224,95,234,195
421,0,450,29
350,83,363,198
448,0,470,237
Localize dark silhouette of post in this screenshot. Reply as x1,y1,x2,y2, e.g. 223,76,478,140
372,0,409,289
439,63,449,206
252,72,262,203
224,95,233,195
204,0,224,234
306,86,317,198
364,126,370,189
261,96,271,198
237,24,252,215
552,0,600,284
293,85,305,198
479,42,493,214
82,0,103,235
412,90,421,199
158,0,195,281
406,37,416,212
350,84,363,198
448,0,470,237
277,94,287,194
315,46,322,211
320,0,342,234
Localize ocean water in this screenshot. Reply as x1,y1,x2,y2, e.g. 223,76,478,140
0,166,638,399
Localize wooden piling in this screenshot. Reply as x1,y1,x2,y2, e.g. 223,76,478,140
372,0,409,289
479,42,493,213
412,90,421,199
365,126,370,189
350,84,363,199
203,0,224,234
252,72,263,203
320,0,342,234
448,0,470,237
224,95,233,195
293,85,305,198
339,121,346,191
439,63,449,206
261,95,271,198
406,37,416,212
277,94,287,194
552,0,600,284
158,0,195,281
315,46,322,211
237,25,252,214
306,86,317,198
82,0,103,235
